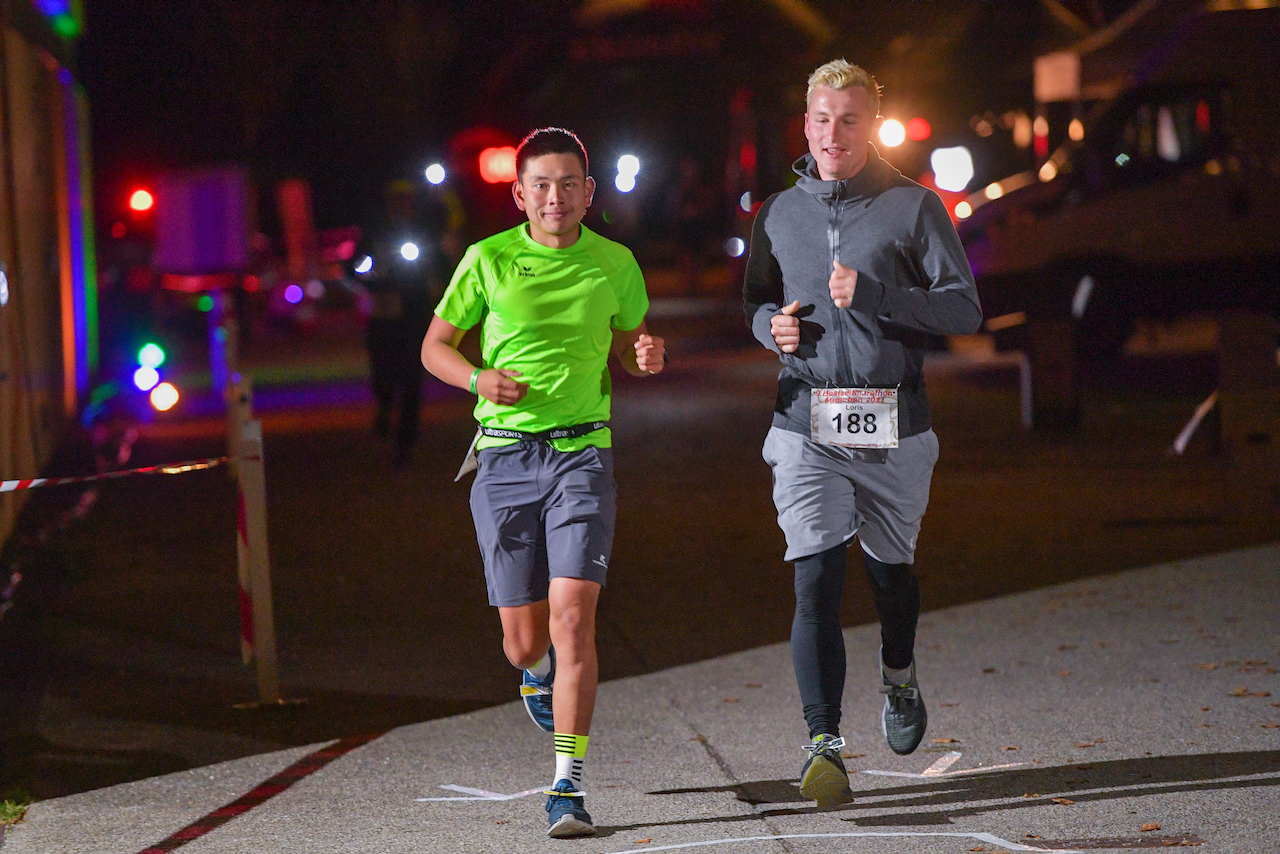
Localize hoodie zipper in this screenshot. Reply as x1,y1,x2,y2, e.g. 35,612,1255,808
828,180,850,385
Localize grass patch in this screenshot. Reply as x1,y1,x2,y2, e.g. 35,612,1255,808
1,797,30,825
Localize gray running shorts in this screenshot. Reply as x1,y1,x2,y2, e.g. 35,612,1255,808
762,425,939,564
469,442,616,607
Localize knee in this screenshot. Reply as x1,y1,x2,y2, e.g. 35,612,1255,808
862,553,917,600
549,605,595,652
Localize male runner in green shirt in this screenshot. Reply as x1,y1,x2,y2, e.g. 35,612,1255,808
421,127,665,838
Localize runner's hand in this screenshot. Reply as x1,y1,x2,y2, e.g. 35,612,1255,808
829,260,858,308
771,300,802,353
635,333,666,375
477,369,528,405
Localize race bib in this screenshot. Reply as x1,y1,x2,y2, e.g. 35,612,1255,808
810,388,899,449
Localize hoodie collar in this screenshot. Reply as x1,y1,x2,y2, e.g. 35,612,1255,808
793,145,893,202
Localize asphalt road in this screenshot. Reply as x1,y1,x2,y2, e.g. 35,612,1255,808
1,309,1277,812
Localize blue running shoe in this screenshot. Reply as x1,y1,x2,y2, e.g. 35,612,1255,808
520,647,555,733
545,778,595,838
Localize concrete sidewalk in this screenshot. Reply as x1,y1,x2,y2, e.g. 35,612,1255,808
5,544,1278,853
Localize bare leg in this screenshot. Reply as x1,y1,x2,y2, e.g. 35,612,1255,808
547,577,601,734
498,599,551,670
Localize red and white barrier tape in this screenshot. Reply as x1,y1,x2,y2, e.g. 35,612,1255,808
0,457,242,493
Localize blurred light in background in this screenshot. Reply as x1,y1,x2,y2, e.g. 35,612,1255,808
724,237,745,257
284,283,304,304
1068,118,1085,142
1039,160,1058,181
1013,113,1033,149
740,191,753,212
354,255,373,274
138,342,166,369
984,182,1004,200
954,201,972,220
304,279,326,299
111,222,126,238
878,119,905,147
425,163,446,184
615,154,639,193
1033,115,1049,158
930,146,974,192
150,382,180,412
197,294,214,312
906,117,931,141
400,242,420,261
132,366,159,392
479,146,518,183
128,189,154,212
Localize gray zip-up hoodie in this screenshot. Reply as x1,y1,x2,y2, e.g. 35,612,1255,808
743,148,983,440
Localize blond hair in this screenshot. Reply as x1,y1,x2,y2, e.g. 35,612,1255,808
806,59,881,115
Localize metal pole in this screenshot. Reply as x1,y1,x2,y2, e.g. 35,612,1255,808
230,376,254,664
239,418,279,703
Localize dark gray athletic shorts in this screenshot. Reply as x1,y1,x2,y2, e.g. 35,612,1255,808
469,442,616,607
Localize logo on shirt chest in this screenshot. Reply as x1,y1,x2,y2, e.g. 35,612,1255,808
517,263,535,278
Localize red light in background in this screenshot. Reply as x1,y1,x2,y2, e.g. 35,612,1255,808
1196,100,1211,132
739,142,757,172
111,221,126,239
906,118,931,141
242,274,260,292
478,147,518,184
128,189,154,211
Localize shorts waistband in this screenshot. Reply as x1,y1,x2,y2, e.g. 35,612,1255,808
478,420,608,443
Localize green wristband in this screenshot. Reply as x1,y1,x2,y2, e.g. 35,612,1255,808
468,368,481,395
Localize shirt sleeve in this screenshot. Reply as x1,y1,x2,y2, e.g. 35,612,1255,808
611,251,650,331
433,244,488,330
742,195,786,354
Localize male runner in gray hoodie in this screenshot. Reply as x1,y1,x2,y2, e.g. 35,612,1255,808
743,59,982,807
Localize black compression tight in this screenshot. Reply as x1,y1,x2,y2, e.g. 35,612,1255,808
791,543,921,739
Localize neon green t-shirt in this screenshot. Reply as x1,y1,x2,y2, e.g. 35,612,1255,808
435,223,650,452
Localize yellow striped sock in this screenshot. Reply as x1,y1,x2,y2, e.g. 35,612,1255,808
554,732,589,758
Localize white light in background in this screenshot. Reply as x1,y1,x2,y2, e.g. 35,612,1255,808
354,255,373,274
930,146,974,192
724,237,745,257
425,163,446,184
739,192,752,212
400,242,420,261
878,119,906,147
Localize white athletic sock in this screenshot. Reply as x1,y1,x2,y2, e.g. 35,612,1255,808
883,663,913,685
553,733,588,788
526,652,552,679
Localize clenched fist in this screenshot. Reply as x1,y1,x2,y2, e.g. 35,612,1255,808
771,300,802,354
829,260,858,308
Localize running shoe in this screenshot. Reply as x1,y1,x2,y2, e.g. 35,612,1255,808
799,734,855,807
520,647,555,733
545,778,595,838
881,659,927,755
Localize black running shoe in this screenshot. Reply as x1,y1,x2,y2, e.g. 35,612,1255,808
799,734,855,807
881,661,927,755
545,778,595,838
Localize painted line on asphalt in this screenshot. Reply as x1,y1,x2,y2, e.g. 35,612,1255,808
416,784,545,802
603,831,1075,853
862,750,1024,779
134,732,382,854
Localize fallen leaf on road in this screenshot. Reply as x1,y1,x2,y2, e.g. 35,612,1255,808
1142,823,1162,832
983,667,997,673
634,838,652,844
1025,833,1043,838
1250,691,1271,697
1075,764,1094,770
1002,745,1019,751
932,738,958,743
1074,743,1095,748
744,682,762,688
1262,723,1279,729
1271,702,1280,707
1022,792,1039,798
1230,687,1250,696
1052,797,1075,805
722,697,739,703
1058,644,1077,651
941,702,959,707
1195,663,1218,670
1246,660,1267,666
1059,670,1073,676
841,751,864,759
1201,707,1211,711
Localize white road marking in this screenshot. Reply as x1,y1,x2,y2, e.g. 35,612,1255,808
415,784,544,802
604,831,1076,853
861,750,1024,779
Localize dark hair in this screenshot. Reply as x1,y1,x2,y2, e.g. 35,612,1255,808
515,127,589,181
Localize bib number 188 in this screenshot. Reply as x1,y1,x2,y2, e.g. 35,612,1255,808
833,412,877,435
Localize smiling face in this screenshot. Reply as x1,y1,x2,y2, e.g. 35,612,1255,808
804,84,882,182
513,153,596,248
